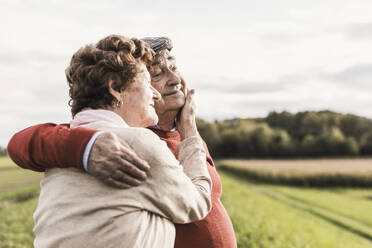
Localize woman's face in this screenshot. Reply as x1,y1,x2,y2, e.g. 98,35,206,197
120,63,161,127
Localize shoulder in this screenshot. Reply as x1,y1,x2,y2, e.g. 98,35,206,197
113,127,161,146
84,123,158,144
100,126,169,157
84,123,174,163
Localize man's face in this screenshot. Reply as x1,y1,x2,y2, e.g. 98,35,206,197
148,50,186,116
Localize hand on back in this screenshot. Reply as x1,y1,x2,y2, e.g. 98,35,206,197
87,132,150,189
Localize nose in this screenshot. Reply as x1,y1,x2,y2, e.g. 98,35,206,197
152,86,161,101
166,70,181,87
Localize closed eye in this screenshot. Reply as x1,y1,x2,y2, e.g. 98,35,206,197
152,69,163,78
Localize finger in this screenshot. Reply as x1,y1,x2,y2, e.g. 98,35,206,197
120,147,150,172
117,158,148,180
186,89,195,104
104,177,132,189
118,138,131,149
111,169,142,186
180,77,187,95
118,140,150,172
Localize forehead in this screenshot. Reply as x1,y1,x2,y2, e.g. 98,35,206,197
137,63,150,79
152,50,176,67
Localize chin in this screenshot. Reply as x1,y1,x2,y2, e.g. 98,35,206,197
146,115,159,127
152,116,159,126
167,99,185,110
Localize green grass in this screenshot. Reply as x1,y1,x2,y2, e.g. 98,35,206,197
0,198,38,248
219,171,372,248
2,156,372,247
0,156,17,168
218,160,372,187
0,185,40,202
0,157,42,247
0,169,42,198
271,186,372,229
0,157,42,197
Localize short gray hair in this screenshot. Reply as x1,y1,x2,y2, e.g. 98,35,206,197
141,37,173,53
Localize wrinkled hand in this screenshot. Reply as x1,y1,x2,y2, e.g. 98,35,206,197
87,131,150,189
177,88,198,140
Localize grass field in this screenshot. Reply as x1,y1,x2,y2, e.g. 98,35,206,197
220,171,372,248
1,157,372,247
0,157,42,248
218,158,372,187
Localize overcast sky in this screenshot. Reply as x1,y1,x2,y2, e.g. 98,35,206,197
1,0,372,146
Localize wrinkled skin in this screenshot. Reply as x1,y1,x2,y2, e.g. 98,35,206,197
87,132,150,189
88,50,198,188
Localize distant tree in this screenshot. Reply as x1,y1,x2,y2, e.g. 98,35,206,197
300,112,324,138
315,127,359,156
235,120,257,157
0,146,7,156
196,118,221,156
360,132,372,155
248,123,273,157
196,110,371,158
216,129,240,158
342,137,359,156
340,115,372,142
301,134,319,156
270,129,293,157
316,127,345,156
266,111,296,133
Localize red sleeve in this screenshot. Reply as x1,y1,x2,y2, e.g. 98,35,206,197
7,123,98,172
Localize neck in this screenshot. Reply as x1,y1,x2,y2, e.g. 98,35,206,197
104,106,134,127
156,110,178,131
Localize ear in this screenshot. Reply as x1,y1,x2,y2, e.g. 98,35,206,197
108,80,121,102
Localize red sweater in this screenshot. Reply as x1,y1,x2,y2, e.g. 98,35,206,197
150,128,237,248
7,124,237,248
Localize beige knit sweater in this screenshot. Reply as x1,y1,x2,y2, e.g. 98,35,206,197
33,122,212,248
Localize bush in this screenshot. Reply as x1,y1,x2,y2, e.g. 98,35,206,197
360,132,372,155
196,111,372,158
0,146,7,157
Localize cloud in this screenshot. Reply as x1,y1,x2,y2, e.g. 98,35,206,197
0,50,64,66
345,22,372,40
189,72,313,95
2,0,372,147
324,63,372,88
194,77,288,94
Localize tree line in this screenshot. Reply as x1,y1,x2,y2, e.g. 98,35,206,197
0,146,7,156
1,110,371,158
197,110,372,158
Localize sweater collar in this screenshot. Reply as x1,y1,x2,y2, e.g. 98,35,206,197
70,108,128,128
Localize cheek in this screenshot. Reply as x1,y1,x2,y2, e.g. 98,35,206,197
151,81,164,94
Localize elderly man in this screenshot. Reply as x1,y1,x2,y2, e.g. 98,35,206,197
7,37,237,248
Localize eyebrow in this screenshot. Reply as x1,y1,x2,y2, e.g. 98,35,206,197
152,54,176,66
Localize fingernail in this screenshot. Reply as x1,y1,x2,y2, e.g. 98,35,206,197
144,161,150,170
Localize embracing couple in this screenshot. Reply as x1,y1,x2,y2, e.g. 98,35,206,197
8,35,237,248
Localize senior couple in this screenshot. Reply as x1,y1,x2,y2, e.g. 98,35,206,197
8,35,237,248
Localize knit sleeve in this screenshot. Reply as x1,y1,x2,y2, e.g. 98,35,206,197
120,128,212,224
7,123,98,171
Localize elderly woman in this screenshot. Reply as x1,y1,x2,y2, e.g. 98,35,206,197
33,35,212,248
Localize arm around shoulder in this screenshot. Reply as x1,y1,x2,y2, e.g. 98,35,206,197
7,123,98,171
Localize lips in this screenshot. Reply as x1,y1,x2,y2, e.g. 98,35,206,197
163,90,181,97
